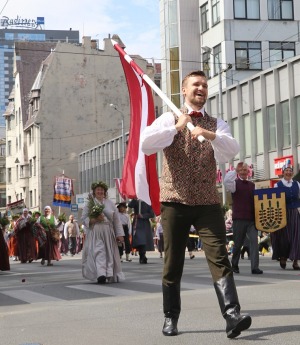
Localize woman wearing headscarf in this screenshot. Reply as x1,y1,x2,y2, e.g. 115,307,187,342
272,164,300,270
81,181,125,284
37,206,61,266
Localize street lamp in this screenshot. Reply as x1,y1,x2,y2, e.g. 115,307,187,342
109,103,125,168
202,46,232,205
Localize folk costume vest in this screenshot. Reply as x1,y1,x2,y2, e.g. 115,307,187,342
277,180,300,209
160,107,219,206
231,179,255,221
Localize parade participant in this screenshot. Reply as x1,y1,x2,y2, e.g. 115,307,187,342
14,208,37,263
37,206,61,266
7,216,19,261
64,215,80,256
141,70,251,338
0,216,10,271
81,181,125,283
117,202,132,262
272,164,300,270
224,162,263,274
128,199,155,264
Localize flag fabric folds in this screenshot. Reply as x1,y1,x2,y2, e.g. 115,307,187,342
53,176,74,207
115,45,160,216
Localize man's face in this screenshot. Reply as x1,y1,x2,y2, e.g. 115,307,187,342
238,165,249,180
23,211,28,217
182,75,208,109
69,215,74,222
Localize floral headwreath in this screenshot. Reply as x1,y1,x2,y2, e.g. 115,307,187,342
91,181,108,192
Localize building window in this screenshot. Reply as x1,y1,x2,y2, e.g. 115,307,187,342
235,41,262,70
234,0,260,19
268,0,293,20
200,2,209,32
243,114,251,156
7,141,11,156
7,168,11,183
7,117,11,130
269,42,295,67
30,190,33,208
29,159,32,177
213,44,222,75
0,192,6,207
33,157,36,176
212,0,220,25
203,52,212,79
281,101,290,147
16,165,19,181
255,110,264,154
0,168,5,183
8,196,11,204
170,47,180,108
267,105,276,150
0,144,5,156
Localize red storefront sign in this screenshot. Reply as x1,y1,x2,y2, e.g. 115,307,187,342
274,155,293,176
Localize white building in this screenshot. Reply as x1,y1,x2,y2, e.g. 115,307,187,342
159,0,300,187
160,0,300,102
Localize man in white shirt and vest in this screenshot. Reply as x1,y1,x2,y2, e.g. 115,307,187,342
141,70,251,339
64,215,80,256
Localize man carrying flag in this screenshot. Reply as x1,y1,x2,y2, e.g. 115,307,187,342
141,70,251,339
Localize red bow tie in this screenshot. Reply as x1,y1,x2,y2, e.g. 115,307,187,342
190,111,203,118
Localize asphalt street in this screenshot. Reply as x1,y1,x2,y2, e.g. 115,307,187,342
0,251,299,345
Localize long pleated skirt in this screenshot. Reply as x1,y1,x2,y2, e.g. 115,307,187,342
271,208,300,260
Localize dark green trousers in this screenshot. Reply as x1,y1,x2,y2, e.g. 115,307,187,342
161,202,232,285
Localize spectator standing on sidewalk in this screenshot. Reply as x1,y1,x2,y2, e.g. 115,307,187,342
224,162,262,275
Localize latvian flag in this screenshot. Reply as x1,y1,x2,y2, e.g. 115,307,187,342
113,41,160,216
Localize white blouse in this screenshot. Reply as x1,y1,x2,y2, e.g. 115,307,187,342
140,111,239,164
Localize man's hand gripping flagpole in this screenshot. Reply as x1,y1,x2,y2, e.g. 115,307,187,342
111,39,205,143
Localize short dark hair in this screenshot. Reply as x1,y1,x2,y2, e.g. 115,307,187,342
182,70,206,87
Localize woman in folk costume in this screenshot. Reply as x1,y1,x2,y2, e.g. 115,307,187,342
81,181,125,284
7,216,19,261
37,206,61,266
14,208,37,263
272,164,300,270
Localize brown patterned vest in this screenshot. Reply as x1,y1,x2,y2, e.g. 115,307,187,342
160,108,220,206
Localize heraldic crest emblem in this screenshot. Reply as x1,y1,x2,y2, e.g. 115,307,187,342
254,187,287,232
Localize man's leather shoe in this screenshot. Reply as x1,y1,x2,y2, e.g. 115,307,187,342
226,309,252,338
232,265,239,273
162,317,178,336
252,268,263,274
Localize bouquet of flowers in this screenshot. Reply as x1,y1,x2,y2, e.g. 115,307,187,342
87,193,105,219
0,216,10,229
58,213,67,223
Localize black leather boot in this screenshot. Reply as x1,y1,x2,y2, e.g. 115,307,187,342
162,283,180,336
214,275,252,338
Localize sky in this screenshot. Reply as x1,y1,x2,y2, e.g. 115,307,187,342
0,0,161,61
